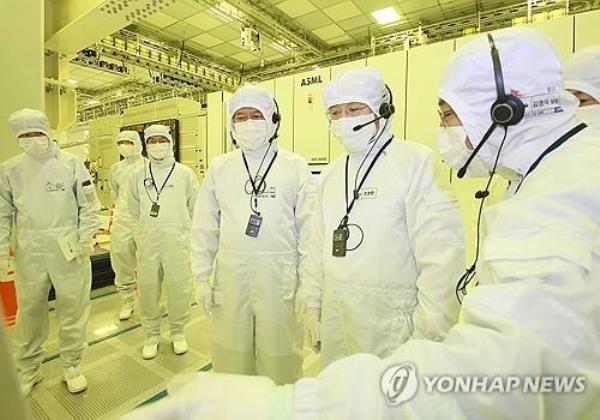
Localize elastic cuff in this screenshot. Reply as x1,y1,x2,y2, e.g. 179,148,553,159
61,360,82,369
145,335,161,345
122,295,136,303
19,364,42,377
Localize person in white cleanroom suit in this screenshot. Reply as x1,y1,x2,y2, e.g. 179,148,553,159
298,68,465,367
190,85,313,384
124,27,600,420
564,46,600,129
126,124,197,359
0,109,100,396
109,130,145,321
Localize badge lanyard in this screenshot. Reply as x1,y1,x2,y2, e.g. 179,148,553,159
514,123,586,194
333,137,393,257
242,150,278,237
145,161,176,217
342,137,393,226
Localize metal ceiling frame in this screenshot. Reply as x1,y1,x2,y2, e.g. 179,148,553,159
73,0,600,120
77,88,202,122
245,0,598,80
72,28,240,92
197,0,326,59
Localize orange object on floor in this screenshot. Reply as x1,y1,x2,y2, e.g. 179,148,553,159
1,249,17,327
1,276,17,327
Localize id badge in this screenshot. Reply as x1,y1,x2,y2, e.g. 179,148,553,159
150,202,160,218
332,227,348,257
245,214,263,238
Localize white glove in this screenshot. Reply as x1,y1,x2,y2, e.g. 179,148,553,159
304,308,321,354
0,256,10,278
196,282,213,316
123,372,276,420
76,241,94,263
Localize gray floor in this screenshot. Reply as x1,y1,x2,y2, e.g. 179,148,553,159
6,286,321,419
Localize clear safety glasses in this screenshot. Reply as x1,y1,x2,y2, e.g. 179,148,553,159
326,103,372,121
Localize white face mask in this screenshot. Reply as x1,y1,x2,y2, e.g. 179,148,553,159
118,144,136,158
576,104,600,127
330,114,377,154
147,143,171,160
19,136,49,156
437,126,490,178
233,120,270,151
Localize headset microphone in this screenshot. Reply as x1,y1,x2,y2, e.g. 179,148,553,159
457,122,497,178
352,115,384,132
352,84,396,132
456,32,525,304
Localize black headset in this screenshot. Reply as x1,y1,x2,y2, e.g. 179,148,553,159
457,33,525,179
455,32,526,302
488,33,525,126
379,84,396,119
271,97,281,140
351,83,396,132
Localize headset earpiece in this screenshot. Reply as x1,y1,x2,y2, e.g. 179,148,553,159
378,102,396,119
378,84,396,119
488,34,525,127
491,95,524,126
270,97,281,140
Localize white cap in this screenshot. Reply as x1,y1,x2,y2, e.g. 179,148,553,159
116,130,141,145
8,108,52,139
144,124,173,143
564,46,600,104
439,27,578,169
116,130,143,156
323,68,391,116
229,85,278,140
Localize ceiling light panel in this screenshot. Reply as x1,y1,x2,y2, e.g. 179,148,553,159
371,6,401,25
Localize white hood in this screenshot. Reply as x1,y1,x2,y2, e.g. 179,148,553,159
8,108,52,139
229,85,279,143
116,130,143,158
144,124,175,166
323,68,395,150
439,27,579,178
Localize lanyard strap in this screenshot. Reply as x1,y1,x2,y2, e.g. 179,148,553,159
342,137,393,225
242,150,278,196
149,162,176,202
515,123,586,193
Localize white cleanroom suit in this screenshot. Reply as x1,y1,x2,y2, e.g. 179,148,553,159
126,125,197,357
301,68,465,367
109,130,145,319
190,85,314,385
0,108,100,395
